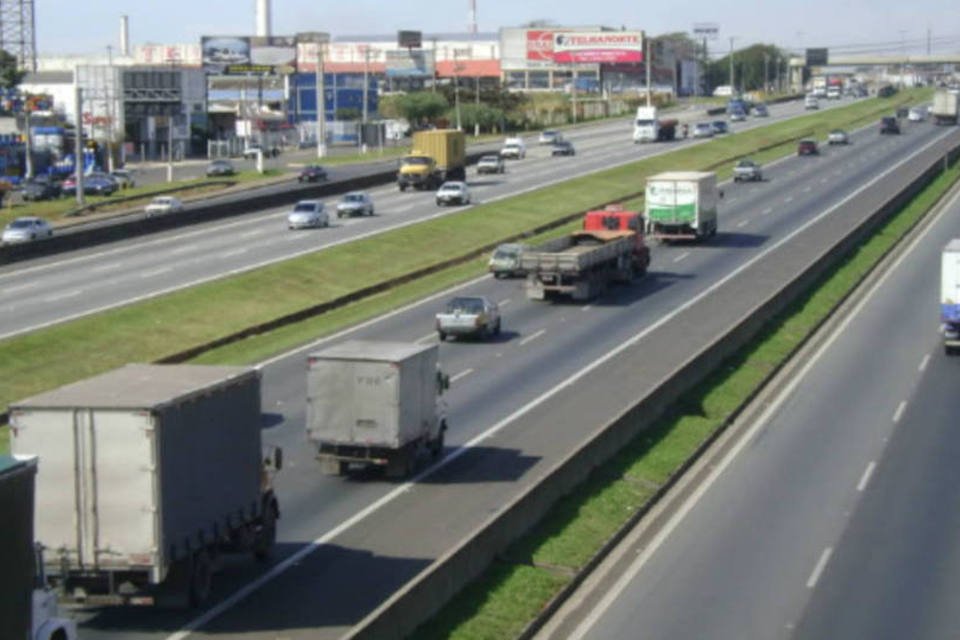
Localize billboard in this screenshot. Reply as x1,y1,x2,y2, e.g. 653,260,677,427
202,36,296,75
385,50,435,78
398,30,422,48
526,30,557,62
552,32,643,64
805,48,828,66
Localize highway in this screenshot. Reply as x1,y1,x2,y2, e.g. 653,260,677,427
536,143,960,640
65,115,959,638
0,97,848,339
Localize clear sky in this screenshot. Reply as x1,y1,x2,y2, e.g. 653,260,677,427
37,0,960,57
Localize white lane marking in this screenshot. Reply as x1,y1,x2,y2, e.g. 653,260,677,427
736,219,750,228
140,267,173,279
42,289,82,303
892,400,907,423
415,332,437,344
90,262,124,273
761,207,773,216
919,353,931,372
857,461,877,492
802,186,812,193
785,195,794,203
450,368,474,383
581,305,592,312
565,160,960,640
0,282,35,294
806,547,833,589
219,248,249,259
169,245,198,255
240,229,267,239
392,203,417,213
673,252,690,263
820,177,830,184
498,298,512,307
166,111,951,640
518,329,546,346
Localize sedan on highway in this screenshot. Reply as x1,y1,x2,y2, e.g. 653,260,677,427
2,216,53,244
880,116,901,134
551,140,576,156
797,139,819,156
206,159,236,177
436,181,471,206
729,109,747,122
336,191,374,217
733,159,763,182
908,106,927,122
287,200,329,229
476,155,506,175
436,295,501,341
752,104,769,117
827,129,850,145
298,165,328,183
144,196,184,216
693,122,714,138
711,120,729,135
539,130,562,145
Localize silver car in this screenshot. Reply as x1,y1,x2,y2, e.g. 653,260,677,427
435,295,501,341
2,216,53,244
336,191,374,218
287,200,329,229
488,243,527,278
145,196,184,216
693,123,714,138
436,181,471,206
827,129,850,145
733,159,763,182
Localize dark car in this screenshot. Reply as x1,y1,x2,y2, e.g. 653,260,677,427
298,164,328,182
61,173,117,196
880,116,901,134
797,139,819,156
711,120,729,135
21,177,61,201
895,106,909,119
206,159,236,177
551,140,576,156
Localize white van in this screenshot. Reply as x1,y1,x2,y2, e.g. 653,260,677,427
804,94,819,110
500,137,527,159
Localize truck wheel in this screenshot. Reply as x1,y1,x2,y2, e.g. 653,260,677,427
188,551,213,607
253,498,278,561
946,345,956,356
493,318,502,336
399,184,407,192
438,330,447,341
430,431,445,459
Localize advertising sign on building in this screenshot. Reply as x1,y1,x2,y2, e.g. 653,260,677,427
526,30,556,62
385,49,435,78
202,36,251,74
398,30,422,49
202,36,296,75
551,32,644,64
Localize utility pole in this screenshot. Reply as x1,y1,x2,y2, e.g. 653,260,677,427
106,45,115,173
317,42,326,157
166,110,174,182
899,30,907,88
454,49,462,130
74,85,85,206
763,53,769,94
645,37,652,107
728,37,735,94
361,46,369,154
474,74,480,137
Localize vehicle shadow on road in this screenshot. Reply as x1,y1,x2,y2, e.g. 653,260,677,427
261,412,285,429
586,270,694,307
467,179,507,187
443,330,520,344
420,446,541,484
701,231,768,249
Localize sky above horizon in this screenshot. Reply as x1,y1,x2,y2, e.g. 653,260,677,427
37,0,960,57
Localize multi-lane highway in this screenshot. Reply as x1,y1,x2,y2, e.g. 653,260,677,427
64,108,959,638
0,98,850,339
536,146,960,640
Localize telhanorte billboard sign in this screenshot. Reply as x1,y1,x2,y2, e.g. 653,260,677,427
552,32,644,64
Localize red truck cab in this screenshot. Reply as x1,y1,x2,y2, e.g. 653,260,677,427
582,206,651,273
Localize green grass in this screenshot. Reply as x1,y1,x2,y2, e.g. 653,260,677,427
413,150,960,639
0,90,929,417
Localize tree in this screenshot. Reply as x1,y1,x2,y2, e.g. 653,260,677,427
394,91,449,126
706,43,787,94
0,49,25,92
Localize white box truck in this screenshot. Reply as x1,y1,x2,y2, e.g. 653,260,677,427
633,106,678,143
644,171,720,241
306,341,448,478
932,89,959,125
941,239,960,354
9,364,282,607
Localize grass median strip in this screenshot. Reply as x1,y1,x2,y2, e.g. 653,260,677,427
413,154,960,640
0,91,928,423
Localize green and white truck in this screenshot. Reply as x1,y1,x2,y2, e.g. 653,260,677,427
644,171,720,241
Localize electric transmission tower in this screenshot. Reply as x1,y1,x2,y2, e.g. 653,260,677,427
0,0,36,72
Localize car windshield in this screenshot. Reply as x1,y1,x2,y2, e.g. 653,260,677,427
494,248,518,259
9,219,34,229
446,298,484,314
153,198,171,204
696,124,710,130
440,184,462,191
738,160,754,167
293,203,318,212
480,156,498,163
342,194,364,202
212,161,229,167
401,156,430,166
306,165,323,171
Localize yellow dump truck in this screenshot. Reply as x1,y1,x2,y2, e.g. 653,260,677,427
397,129,467,191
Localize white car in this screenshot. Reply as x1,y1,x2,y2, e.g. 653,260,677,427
908,106,927,122
144,196,184,216
827,129,850,145
287,200,329,229
692,123,714,138
2,216,53,244
538,130,562,145
499,137,526,159
336,191,374,217
804,95,819,110
436,181,471,206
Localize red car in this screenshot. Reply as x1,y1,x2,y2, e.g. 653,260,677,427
797,139,819,156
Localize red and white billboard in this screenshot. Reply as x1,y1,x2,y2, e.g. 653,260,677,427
552,31,643,64
526,30,557,62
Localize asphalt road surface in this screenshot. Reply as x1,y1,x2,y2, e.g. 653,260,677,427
63,117,959,638
537,140,960,640
0,97,858,339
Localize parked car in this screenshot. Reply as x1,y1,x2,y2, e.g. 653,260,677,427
551,140,576,156
488,243,528,278
827,129,850,145
435,295,501,341
908,106,927,122
336,191,374,217
144,196,184,216
436,181,471,206
711,120,729,135
880,116,901,134
61,173,116,197
797,139,819,156
729,108,747,122
110,169,136,189
499,137,526,159
21,176,61,201
2,216,53,244
298,164,328,182
538,130,562,145
206,159,236,177
752,104,769,117
693,122,714,138
733,159,763,182
476,155,506,175
287,200,329,229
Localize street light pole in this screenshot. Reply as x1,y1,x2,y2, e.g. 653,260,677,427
316,42,327,158
74,85,85,206
645,37,652,107
474,75,480,137
454,50,462,130
729,37,735,94
361,46,369,154
106,45,115,173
